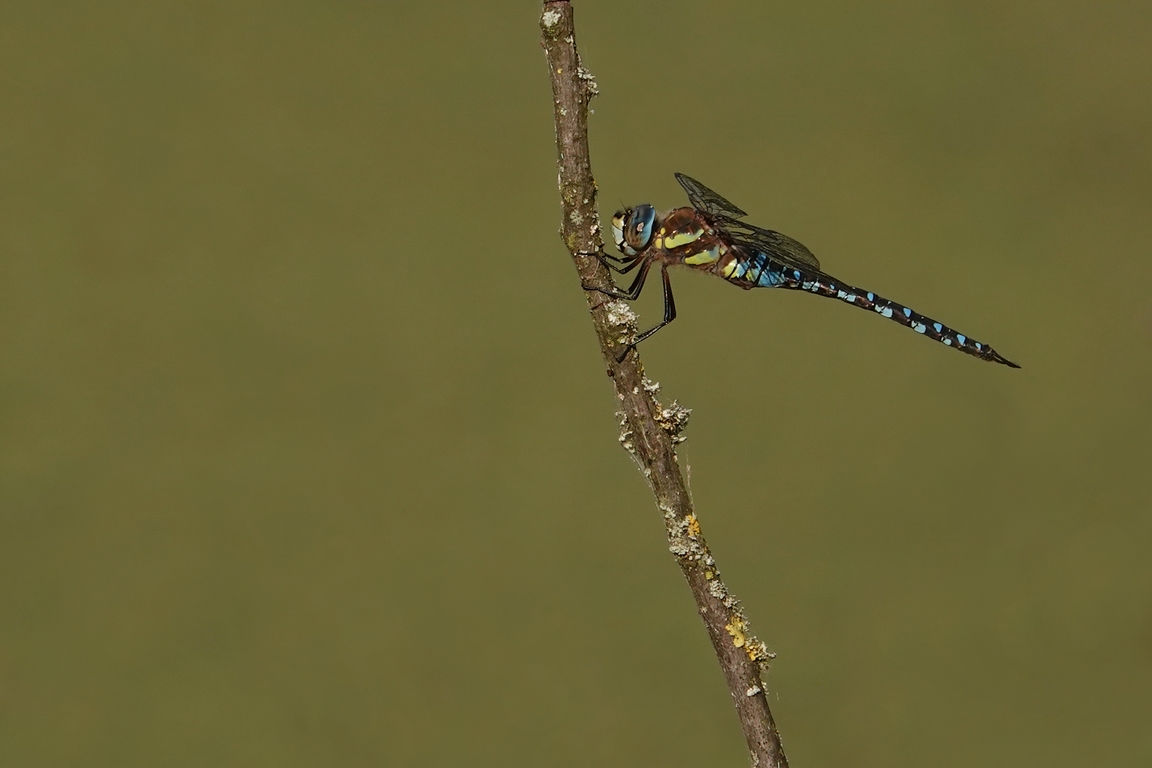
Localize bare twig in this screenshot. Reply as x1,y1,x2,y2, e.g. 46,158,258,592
540,3,789,766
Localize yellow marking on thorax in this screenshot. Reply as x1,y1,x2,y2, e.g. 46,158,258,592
684,245,720,265
656,224,704,251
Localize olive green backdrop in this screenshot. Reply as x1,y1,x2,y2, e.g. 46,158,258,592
2,1,1150,766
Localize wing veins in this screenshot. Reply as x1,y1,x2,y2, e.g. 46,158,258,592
716,217,823,276
674,173,748,218
675,173,824,276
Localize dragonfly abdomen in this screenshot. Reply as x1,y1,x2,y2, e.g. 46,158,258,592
718,251,789,288
780,272,1020,368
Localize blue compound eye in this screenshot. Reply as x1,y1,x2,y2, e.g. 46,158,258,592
625,205,656,253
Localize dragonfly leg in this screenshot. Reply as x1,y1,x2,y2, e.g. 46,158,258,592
614,257,643,275
615,265,676,362
577,249,633,274
582,255,650,300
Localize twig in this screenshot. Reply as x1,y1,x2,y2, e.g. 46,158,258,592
539,3,789,766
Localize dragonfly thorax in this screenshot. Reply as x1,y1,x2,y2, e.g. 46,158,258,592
611,204,656,257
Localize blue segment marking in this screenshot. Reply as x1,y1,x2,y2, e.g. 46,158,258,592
757,269,785,287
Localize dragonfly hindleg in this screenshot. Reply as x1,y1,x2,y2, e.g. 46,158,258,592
631,264,677,346
611,264,677,362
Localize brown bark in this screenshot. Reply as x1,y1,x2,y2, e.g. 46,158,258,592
540,3,789,766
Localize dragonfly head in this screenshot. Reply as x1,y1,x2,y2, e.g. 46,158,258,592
611,204,656,257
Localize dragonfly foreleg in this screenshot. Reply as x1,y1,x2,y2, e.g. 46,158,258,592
577,249,634,274
582,254,651,300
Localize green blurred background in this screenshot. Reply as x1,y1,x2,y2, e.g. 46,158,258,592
2,1,1150,765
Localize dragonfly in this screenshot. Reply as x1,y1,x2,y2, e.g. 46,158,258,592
587,173,1019,368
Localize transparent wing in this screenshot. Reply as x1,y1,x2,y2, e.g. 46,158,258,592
674,173,748,218
715,215,823,275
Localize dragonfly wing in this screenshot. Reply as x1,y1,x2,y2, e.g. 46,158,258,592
674,173,748,218
718,216,823,274
674,173,823,275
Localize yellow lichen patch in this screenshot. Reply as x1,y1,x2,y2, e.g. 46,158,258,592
745,639,771,663
726,617,748,648
685,514,701,538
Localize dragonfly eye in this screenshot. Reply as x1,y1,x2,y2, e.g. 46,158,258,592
622,204,655,254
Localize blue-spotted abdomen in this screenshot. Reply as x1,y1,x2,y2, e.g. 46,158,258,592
778,272,1019,367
